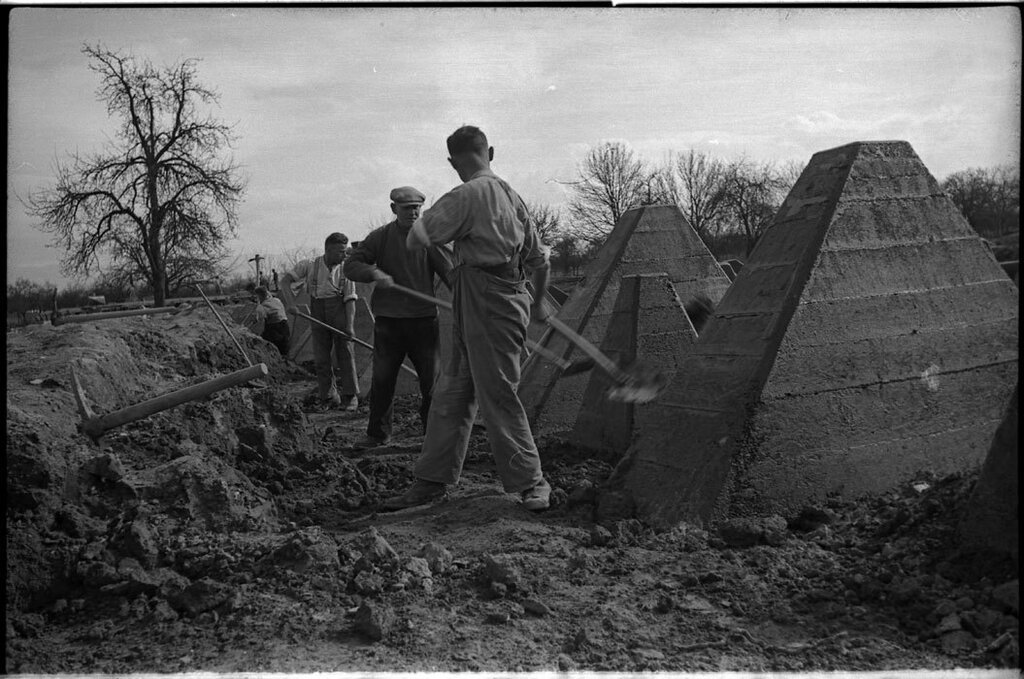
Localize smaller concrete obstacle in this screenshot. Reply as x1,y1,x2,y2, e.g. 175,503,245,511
71,363,269,439
52,306,179,325
569,273,697,454
958,385,1018,561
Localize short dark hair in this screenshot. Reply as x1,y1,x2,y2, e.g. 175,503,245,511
325,232,349,247
446,125,488,156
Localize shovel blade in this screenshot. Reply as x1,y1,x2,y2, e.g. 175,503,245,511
604,361,670,403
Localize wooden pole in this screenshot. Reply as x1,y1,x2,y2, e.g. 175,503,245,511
289,307,418,378
196,285,253,367
79,363,269,438
53,306,179,325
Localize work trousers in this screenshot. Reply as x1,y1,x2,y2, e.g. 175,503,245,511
309,297,359,399
414,266,543,493
367,316,440,440
261,319,290,356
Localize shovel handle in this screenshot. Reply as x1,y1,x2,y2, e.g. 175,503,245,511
544,316,631,383
387,282,453,310
288,307,418,379
388,281,603,376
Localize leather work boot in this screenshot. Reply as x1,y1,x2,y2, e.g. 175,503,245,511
382,479,447,511
520,478,552,512
340,395,358,412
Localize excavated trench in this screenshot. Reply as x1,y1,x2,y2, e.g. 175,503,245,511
5,309,1019,673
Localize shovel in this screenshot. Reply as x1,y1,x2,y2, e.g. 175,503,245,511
288,306,418,378
387,282,668,403
543,315,669,404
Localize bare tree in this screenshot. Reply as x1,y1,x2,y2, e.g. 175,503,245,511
26,44,245,306
653,149,733,242
942,165,1020,238
723,158,789,256
565,142,649,246
527,201,563,246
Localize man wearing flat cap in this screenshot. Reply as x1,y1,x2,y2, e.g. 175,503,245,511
345,186,453,447
279,231,361,411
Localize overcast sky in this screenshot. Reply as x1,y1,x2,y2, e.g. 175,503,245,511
7,6,1021,286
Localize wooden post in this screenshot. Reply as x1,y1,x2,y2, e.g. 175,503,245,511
76,363,269,438
53,306,179,325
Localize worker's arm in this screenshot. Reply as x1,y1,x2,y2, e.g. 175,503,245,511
278,273,298,312
344,228,392,287
427,244,455,290
520,201,552,323
277,261,309,313
529,264,552,323
406,186,471,251
343,278,358,336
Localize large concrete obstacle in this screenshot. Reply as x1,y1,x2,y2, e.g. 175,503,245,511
958,384,1018,562
519,204,731,436
569,272,698,454
622,140,1020,527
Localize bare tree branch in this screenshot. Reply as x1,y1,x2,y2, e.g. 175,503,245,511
26,44,246,306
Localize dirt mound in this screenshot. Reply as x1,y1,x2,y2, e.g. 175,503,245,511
5,310,1019,672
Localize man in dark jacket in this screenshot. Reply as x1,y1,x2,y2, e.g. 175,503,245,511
345,187,452,447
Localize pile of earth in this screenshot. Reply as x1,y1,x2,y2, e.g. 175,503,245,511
5,309,1019,673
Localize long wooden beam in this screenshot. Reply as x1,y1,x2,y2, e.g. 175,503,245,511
77,363,269,438
53,306,179,325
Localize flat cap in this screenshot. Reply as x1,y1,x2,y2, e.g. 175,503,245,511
390,186,426,205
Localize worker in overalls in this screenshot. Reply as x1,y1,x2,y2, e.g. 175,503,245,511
279,233,360,411
383,125,553,511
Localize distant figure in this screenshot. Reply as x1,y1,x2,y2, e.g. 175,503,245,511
345,185,453,448
271,269,279,292
253,286,290,355
279,232,360,411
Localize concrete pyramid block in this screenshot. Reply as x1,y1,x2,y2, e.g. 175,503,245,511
519,204,731,436
958,384,1018,560
569,273,697,454
623,140,1019,526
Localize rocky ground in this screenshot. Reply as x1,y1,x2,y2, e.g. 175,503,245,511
5,307,1019,673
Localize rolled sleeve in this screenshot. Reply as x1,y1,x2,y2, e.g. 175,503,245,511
418,187,471,247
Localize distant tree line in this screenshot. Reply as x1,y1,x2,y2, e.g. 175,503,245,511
940,165,1020,239
20,44,1017,305
531,142,1019,275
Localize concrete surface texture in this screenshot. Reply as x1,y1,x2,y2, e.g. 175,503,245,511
958,384,1018,560
624,140,1020,527
519,204,731,436
569,272,697,454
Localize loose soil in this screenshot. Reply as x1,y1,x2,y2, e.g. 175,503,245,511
5,308,1019,673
